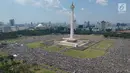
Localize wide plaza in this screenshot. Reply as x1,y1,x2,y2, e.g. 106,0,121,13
0,34,130,73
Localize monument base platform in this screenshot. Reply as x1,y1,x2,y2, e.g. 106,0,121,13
58,38,89,47
62,38,77,42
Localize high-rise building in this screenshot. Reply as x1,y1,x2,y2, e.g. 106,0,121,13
87,21,90,28
101,21,106,32
84,21,87,28
9,19,15,26
0,22,4,26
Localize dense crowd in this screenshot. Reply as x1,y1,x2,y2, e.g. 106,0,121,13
0,35,130,73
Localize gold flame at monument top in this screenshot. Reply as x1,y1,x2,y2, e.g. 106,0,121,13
71,2,75,10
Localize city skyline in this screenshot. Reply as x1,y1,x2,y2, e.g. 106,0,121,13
0,0,130,24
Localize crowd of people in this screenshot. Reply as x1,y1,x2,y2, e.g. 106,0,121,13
0,35,130,73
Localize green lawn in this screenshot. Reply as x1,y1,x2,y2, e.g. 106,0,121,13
44,45,63,52
63,40,114,58
35,68,56,73
26,42,62,52
34,67,67,73
31,64,67,73
0,39,18,43
63,49,105,58
0,52,7,56
0,52,7,67
44,45,71,52
89,40,113,50
26,39,114,58
26,42,71,52
26,42,44,48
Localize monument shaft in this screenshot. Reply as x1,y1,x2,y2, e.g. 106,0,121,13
59,2,88,47
70,3,75,39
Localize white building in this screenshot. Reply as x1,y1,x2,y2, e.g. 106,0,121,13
35,24,46,29
36,24,43,27
11,26,17,32
0,26,11,33
18,26,27,30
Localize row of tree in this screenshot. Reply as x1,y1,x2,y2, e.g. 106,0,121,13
0,26,130,40
103,32,130,38
0,32,18,40
0,27,95,40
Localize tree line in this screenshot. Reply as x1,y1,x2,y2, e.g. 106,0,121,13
0,26,130,40
103,32,130,38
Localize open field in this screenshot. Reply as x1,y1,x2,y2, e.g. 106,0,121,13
26,42,71,52
26,42,44,48
44,45,65,52
32,66,67,73
0,39,18,43
1,35,130,73
3,35,113,59
31,64,64,73
38,64,67,73
63,39,114,58
26,37,113,58
0,52,7,56
35,68,55,73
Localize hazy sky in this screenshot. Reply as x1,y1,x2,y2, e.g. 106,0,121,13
0,0,130,24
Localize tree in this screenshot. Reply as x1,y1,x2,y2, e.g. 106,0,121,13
10,64,34,73
106,29,112,32
0,55,34,73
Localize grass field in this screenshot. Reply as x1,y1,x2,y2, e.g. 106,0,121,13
26,42,44,48
26,40,114,58
44,45,72,52
0,52,7,56
26,42,71,52
34,67,67,73
26,42,62,52
44,45,64,52
63,39,114,58
0,39,18,43
35,68,55,73
31,64,67,73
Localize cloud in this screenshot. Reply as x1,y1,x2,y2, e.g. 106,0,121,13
15,0,71,16
96,0,108,6
57,7,76,19
15,0,61,8
56,7,70,16
81,8,84,11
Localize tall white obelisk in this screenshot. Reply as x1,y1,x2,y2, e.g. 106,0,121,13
70,2,75,39
59,2,88,47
